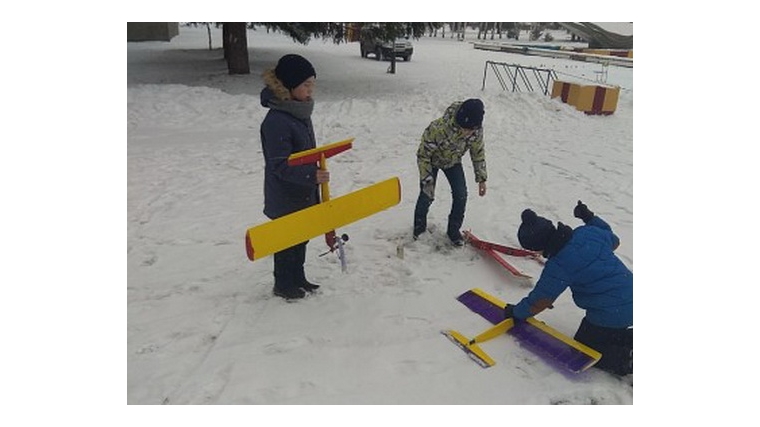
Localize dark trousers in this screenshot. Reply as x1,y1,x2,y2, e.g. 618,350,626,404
574,317,633,376
273,241,308,291
413,163,468,239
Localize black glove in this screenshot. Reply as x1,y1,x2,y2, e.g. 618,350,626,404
573,200,594,224
504,304,515,319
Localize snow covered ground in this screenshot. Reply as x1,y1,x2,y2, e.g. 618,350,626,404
7,14,755,424
126,25,635,408
127,24,634,409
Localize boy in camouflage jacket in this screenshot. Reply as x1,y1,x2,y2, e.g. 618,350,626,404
414,99,487,245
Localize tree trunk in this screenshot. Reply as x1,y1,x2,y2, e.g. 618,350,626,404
206,23,212,50
223,24,229,60
224,22,250,75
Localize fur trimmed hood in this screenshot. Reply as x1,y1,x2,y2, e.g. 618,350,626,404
262,68,292,101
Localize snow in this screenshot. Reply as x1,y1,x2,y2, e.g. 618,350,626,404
127,24,635,410
0,7,750,424
126,25,635,410
6,12,756,424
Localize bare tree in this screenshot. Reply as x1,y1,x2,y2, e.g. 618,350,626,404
449,23,466,40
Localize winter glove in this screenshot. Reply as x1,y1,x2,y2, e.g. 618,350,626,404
421,175,435,199
573,200,595,224
504,304,516,320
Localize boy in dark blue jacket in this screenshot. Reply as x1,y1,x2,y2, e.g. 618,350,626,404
505,201,633,375
259,54,328,300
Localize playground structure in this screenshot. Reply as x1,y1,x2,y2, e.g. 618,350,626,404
481,60,621,115
481,61,558,94
474,42,632,68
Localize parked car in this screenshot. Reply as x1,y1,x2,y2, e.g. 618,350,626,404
360,33,413,61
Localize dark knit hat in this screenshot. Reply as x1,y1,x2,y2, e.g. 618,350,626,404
455,98,485,129
517,209,556,251
275,54,316,90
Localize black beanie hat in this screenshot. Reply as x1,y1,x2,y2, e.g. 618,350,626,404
275,54,316,90
517,209,556,251
455,98,485,129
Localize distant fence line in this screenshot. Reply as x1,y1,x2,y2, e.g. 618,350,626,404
481,61,558,95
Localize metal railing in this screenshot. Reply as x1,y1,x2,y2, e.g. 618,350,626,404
481,61,558,95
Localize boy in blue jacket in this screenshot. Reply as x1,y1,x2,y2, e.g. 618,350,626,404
259,54,328,300
505,201,633,375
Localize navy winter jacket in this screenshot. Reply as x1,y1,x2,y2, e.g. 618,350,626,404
259,87,319,219
513,216,633,329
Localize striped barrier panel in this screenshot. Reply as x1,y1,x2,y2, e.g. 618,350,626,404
551,80,620,116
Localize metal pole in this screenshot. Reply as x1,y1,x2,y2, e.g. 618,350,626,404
511,64,518,92
496,64,509,91
482,61,490,90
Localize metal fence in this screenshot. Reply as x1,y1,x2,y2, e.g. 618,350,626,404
481,61,558,95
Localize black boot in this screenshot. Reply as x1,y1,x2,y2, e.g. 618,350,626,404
301,281,321,293
293,242,319,293
273,286,306,300
413,218,427,240
273,245,307,300
448,229,464,246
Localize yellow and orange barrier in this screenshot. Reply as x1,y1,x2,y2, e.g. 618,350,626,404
551,80,620,116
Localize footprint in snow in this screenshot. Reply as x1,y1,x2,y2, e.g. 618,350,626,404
262,337,310,354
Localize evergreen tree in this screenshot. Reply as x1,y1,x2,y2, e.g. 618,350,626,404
221,23,440,75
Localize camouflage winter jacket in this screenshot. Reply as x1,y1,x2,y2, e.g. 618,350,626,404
417,101,487,183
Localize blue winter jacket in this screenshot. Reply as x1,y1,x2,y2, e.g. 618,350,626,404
513,217,633,329
260,87,320,219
